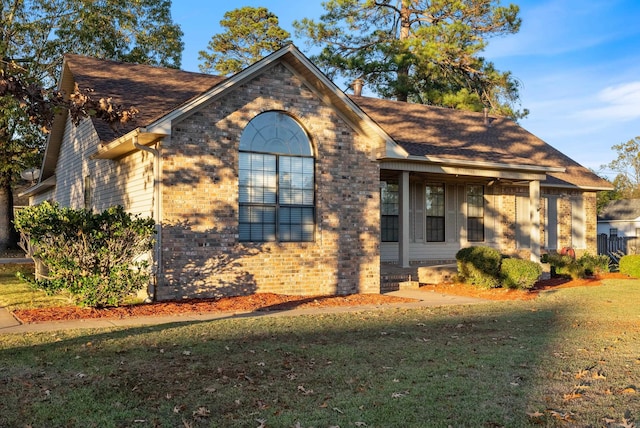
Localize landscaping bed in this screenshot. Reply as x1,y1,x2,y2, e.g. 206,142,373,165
11,273,629,323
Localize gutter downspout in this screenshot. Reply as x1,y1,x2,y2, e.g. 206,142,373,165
134,137,162,301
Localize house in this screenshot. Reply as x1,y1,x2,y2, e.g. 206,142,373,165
23,44,612,300
597,199,640,238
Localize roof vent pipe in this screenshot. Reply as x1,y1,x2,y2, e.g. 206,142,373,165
352,78,364,96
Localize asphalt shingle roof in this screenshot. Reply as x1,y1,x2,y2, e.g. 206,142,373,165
64,54,610,190
598,199,640,221
64,54,225,143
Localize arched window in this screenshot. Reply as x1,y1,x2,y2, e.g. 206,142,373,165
238,111,315,242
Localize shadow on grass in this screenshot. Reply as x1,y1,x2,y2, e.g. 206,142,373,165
1,302,570,427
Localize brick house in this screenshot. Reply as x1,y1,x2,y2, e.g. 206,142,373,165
24,44,611,300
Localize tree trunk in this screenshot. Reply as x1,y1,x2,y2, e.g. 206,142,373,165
395,3,412,102
0,173,19,251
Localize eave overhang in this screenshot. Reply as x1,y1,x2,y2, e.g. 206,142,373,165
379,155,566,181
90,128,167,160
19,175,56,198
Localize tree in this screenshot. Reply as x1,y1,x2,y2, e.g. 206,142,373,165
0,0,183,251
198,6,291,75
594,174,620,214
601,137,640,200
294,0,526,118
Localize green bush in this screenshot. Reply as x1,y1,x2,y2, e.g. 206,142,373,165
546,252,584,279
619,254,640,278
578,253,610,276
547,252,609,279
500,258,542,290
14,202,155,308
455,246,502,289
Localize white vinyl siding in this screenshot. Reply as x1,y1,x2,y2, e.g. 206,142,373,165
53,117,154,218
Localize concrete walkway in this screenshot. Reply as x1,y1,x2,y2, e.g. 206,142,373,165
0,258,32,264
0,288,488,334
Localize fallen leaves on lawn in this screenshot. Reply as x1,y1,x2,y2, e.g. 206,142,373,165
12,293,415,323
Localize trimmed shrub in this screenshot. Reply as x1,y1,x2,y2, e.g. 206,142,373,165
619,254,640,278
455,246,502,289
578,253,610,276
14,202,155,308
547,252,610,279
500,258,542,290
546,252,585,279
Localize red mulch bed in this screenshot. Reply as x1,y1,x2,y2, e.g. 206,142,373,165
11,273,630,323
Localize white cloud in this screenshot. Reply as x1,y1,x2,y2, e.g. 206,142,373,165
575,81,640,121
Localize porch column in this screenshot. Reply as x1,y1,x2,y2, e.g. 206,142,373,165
529,179,541,263
399,171,410,268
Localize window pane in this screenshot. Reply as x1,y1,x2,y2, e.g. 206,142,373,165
302,189,314,205
468,218,484,242
426,217,445,242
239,223,250,241
381,215,399,242
426,185,445,216
239,206,276,242
280,207,314,242
239,111,312,155
279,155,314,207
381,183,399,216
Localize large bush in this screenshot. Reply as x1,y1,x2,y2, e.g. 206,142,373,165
14,202,155,307
500,258,542,290
455,246,502,289
619,254,640,278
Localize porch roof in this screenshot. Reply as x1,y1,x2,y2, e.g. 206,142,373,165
352,96,610,190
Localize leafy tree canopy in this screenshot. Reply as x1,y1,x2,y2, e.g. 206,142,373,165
601,137,640,200
294,0,527,119
199,6,291,75
0,0,183,250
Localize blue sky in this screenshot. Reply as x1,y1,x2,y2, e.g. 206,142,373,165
171,0,640,180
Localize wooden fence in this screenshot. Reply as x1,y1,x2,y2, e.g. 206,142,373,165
597,234,639,263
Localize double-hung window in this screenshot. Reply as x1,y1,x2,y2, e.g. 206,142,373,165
426,184,445,242
467,185,485,242
238,111,315,242
381,183,399,242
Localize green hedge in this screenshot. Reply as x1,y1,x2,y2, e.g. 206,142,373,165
455,246,502,289
619,254,640,278
500,258,542,290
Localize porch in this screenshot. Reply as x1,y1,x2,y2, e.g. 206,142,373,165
380,260,457,292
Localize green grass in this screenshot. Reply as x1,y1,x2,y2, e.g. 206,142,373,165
1,275,639,427
0,263,73,309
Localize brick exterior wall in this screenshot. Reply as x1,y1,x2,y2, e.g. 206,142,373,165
156,62,380,300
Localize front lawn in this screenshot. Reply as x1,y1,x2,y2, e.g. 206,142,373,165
1,278,638,427
0,263,74,310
